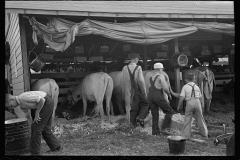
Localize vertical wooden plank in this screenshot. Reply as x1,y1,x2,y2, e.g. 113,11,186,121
143,45,147,70
19,15,30,92
174,38,181,108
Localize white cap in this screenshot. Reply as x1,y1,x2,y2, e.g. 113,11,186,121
154,63,164,69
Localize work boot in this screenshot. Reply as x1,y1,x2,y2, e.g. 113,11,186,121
46,146,62,153
136,118,144,128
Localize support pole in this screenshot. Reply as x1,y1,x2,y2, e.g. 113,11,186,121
174,39,181,107
19,16,30,92
143,45,148,70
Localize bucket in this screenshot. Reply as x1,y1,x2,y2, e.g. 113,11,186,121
5,118,31,155
167,136,186,154
29,51,46,72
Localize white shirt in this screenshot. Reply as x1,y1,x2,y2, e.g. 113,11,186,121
180,82,202,101
122,63,147,97
16,91,46,109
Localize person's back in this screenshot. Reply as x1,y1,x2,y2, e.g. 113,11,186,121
122,53,149,127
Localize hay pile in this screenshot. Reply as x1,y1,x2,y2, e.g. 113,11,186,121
52,110,195,137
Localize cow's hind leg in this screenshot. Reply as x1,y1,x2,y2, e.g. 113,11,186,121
93,100,105,124
125,95,131,124
52,90,59,126
82,96,88,117
205,99,211,114
105,92,113,124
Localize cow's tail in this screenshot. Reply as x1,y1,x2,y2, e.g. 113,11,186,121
212,70,216,91
92,74,108,117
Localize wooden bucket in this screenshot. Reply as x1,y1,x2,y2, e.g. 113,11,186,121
5,117,31,155
29,51,46,72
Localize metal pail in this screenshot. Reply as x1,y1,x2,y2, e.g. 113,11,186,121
29,51,46,72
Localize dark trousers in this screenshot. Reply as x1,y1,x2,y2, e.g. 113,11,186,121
130,89,149,127
150,99,173,135
30,94,60,155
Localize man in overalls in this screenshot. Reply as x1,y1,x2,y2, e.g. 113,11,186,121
170,72,208,139
122,53,149,128
5,91,62,155
148,63,174,135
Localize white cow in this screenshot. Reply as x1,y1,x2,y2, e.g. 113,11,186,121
109,70,171,119
67,72,114,124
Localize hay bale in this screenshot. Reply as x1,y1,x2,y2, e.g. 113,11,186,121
143,110,196,134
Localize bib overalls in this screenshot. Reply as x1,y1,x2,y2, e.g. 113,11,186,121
148,75,173,135
127,65,149,127
182,83,208,139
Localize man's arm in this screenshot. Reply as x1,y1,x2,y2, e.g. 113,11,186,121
170,88,181,98
34,97,45,123
137,67,147,97
159,75,170,95
177,96,185,112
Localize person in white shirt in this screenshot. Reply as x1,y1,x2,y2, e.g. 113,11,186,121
5,91,61,155
171,72,208,139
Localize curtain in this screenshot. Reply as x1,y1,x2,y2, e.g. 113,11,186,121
28,17,235,52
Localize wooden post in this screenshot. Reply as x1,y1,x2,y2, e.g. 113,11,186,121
19,16,30,92
174,38,181,107
143,45,147,70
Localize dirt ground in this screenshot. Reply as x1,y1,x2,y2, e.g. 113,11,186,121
41,93,234,156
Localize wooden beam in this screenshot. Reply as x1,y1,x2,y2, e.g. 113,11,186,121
109,42,118,54
87,44,94,55
19,15,31,92
5,9,234,19
143,45,147,70
174,38,181,108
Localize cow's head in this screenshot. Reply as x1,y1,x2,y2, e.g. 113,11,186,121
66,90,81,108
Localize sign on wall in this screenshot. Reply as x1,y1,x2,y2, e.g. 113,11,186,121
100,46,109,53
157,52,168,58
74,56,87,62
123,45,131,51
89,56,103,61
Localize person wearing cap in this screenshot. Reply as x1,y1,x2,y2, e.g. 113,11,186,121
148,62,174,135
122,53,149,128
170,72,208,139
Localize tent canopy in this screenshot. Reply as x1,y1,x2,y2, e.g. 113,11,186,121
28,17,235,52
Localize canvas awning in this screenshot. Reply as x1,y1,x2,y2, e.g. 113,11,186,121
28,17,235,52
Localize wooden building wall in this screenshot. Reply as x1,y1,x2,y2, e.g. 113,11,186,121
6,13,24,96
